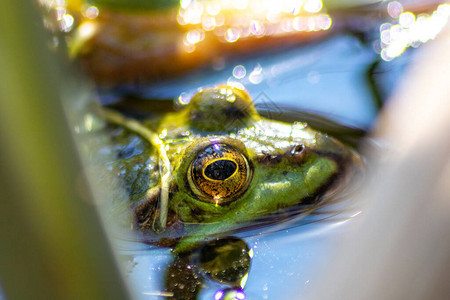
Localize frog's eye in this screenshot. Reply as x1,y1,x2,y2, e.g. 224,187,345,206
187,143,252,204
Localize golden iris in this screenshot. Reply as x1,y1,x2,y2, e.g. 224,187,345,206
188,143,252,204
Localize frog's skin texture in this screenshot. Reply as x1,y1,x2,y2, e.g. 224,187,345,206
106,85,358,253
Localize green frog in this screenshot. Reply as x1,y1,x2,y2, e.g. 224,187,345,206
103,85,360,253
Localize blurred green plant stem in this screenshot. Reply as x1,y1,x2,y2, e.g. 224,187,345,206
0,2,131,299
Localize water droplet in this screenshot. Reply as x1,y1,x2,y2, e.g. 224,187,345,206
317,14,332,30
249,64,263,84
399,12,415,28
250,20,265,36
60,14,74,32
225,28,240,43
232,65,247,79
387,1,403,19
84,6,99,19
304,0,323,13
214,288,246,300
186,30,205,44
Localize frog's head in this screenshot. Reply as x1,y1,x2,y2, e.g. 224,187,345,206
154,85,359,253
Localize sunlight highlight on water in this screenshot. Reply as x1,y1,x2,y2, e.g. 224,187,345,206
177,0,331,50
380,3,450,61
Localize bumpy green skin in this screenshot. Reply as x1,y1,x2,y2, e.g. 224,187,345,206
141,85,353,253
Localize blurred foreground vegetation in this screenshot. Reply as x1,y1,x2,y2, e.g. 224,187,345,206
0,2,130,299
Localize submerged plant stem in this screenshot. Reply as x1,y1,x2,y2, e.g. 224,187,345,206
101,108,170,231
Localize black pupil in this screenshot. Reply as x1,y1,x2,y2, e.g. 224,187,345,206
204,160,237,181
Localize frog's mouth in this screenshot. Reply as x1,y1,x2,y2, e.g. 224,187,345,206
306,145,362,200
312,147,363,201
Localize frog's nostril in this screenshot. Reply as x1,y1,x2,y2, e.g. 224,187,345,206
290,144,304,155
287,144,307,164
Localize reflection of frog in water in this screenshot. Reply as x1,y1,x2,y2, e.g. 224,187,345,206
104,85,360,254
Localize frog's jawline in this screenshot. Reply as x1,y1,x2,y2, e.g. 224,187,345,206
301,149,354,205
